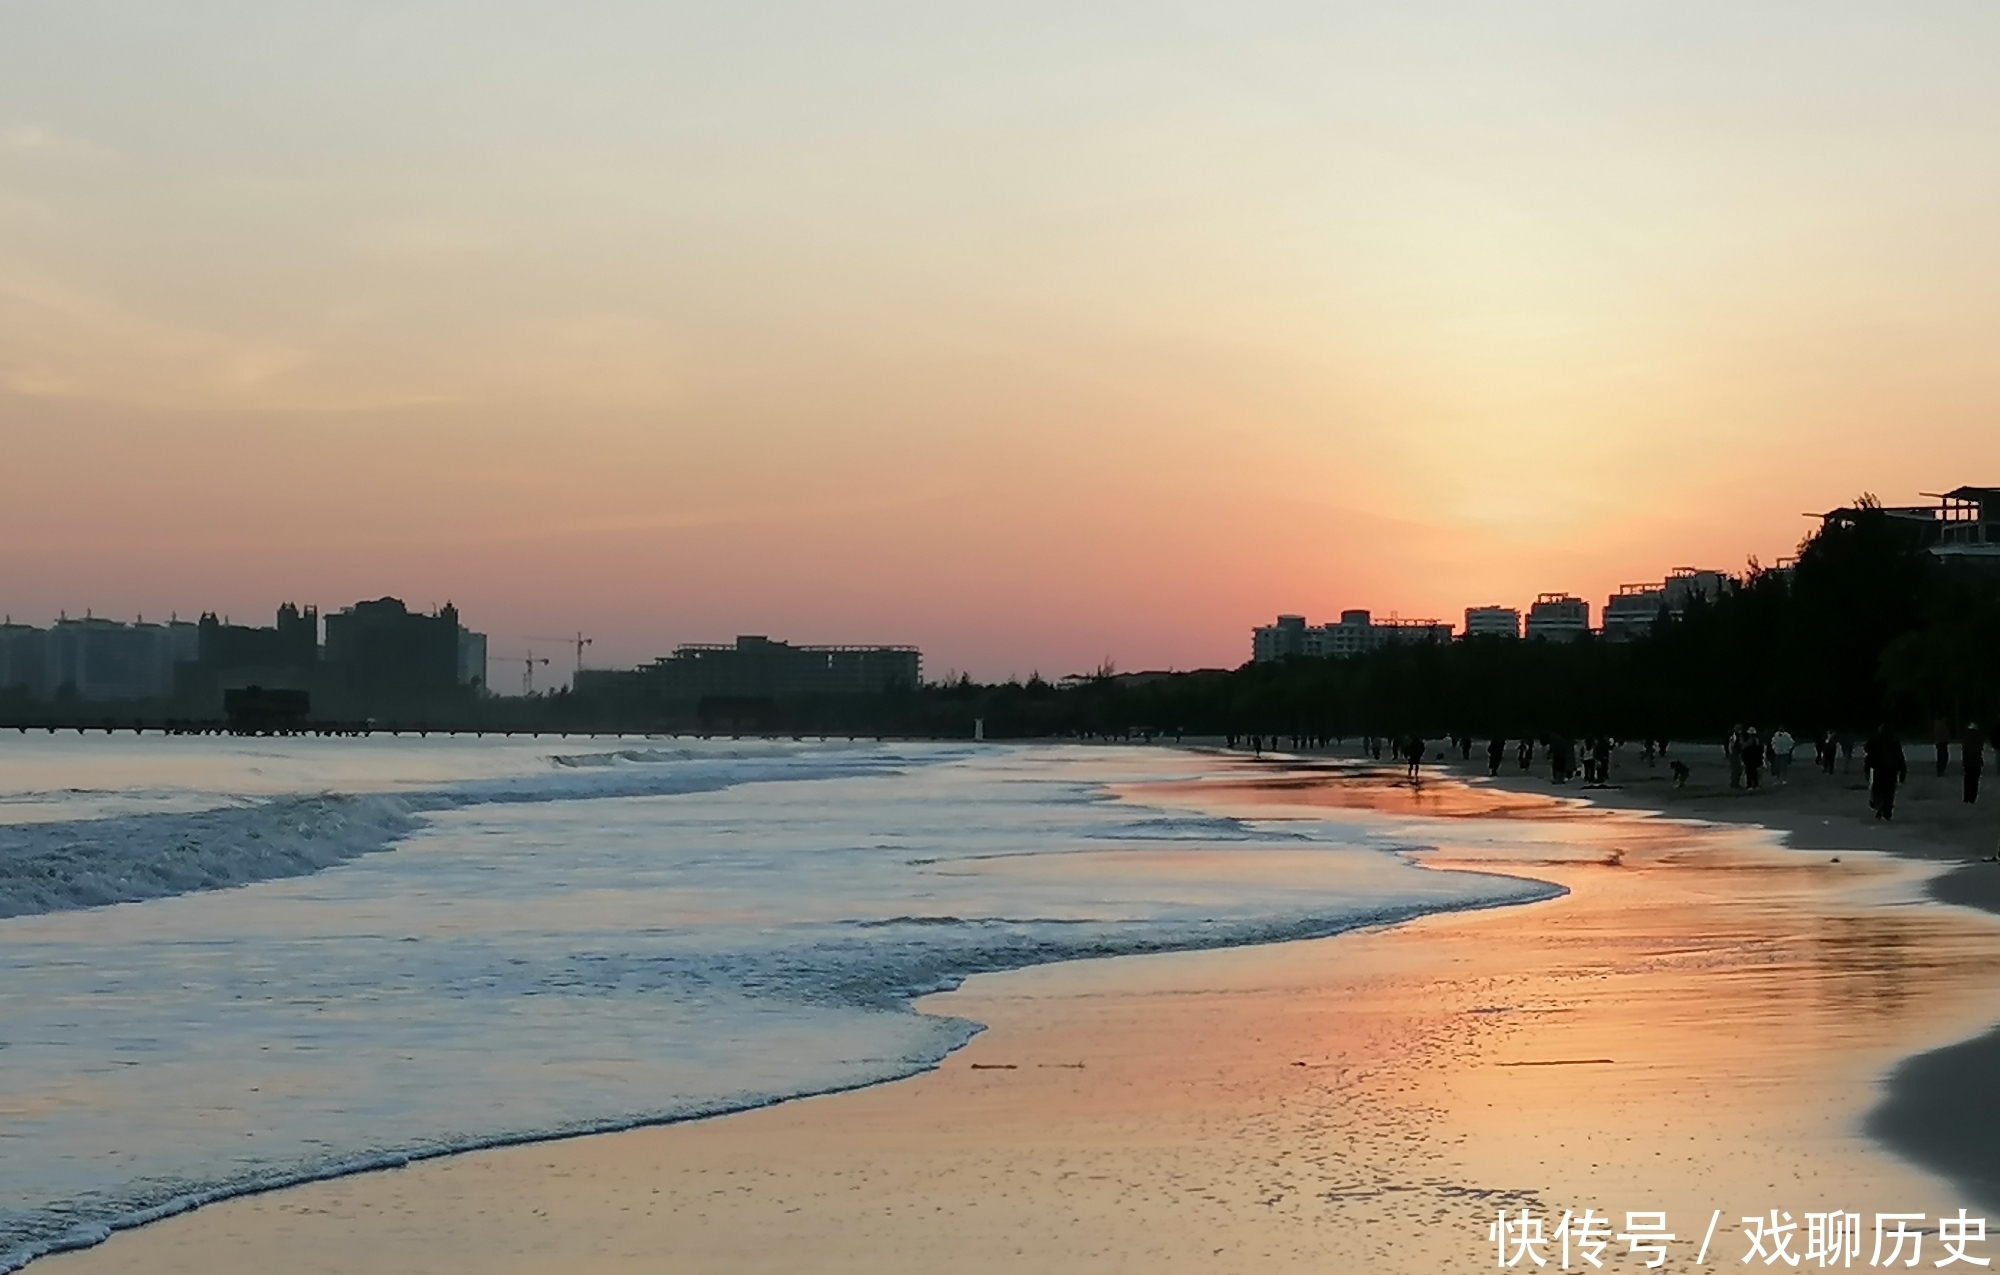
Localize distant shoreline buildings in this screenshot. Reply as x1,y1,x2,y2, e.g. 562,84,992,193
1252,572,1731,663
0,599,487,714
1251,484,2000,664
1251,611,1453,662
576,634,921,706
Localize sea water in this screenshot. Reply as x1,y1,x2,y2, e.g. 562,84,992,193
0,736,1559,1270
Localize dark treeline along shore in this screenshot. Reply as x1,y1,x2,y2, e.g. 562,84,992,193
6,499,1995,743
902,498,2000,745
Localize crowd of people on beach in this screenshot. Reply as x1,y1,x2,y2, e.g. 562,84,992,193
1226,723,1989,826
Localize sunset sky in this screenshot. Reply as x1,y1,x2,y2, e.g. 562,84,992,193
4,2,1999,682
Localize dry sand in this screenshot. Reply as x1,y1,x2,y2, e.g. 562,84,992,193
45,757,2000,1274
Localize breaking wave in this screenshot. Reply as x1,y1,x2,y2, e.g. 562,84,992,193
0,746,928,919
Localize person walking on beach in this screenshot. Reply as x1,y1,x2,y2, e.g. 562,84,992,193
1966,724,1986,804
1590,737,1611,787
1935,718,1953,779
1743,730,1766,790
1770,728,1795,784
1726,728,1745,789
1487,737,1506,777
1517,738,1533,771
1866,726,1908,821
1406,736,1425,786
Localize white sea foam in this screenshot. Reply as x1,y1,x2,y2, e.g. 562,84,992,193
0,741,1563,1272
0,743,919,918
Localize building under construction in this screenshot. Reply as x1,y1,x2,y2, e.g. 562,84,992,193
1818,486,2000,563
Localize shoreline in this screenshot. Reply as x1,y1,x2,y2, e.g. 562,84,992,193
1423,740,2000,1212
44,750,2000,1274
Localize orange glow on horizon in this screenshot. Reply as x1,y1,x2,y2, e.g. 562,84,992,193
4,4,1998,679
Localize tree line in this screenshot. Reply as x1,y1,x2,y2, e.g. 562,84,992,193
905,500,2000,744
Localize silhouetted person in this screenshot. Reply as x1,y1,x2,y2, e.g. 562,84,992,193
1966,724,1985,805
1743,731,1765,790
1642,739,1655,766
1460,735,1473,761
1865,726,1908,821
1517,738,1533,771
1407,736,1424,785
1769,729,1794,784
1935,718,1952,779
1726,728,1745,789
1487,737,1506,777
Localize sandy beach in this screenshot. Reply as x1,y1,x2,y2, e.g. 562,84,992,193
44,751,2000,1274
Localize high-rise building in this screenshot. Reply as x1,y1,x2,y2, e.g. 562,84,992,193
1600,585,1667,642
174,604,321,711
1463,606,1521,639
1601,569,1734,642
33,617,197,701
1524,593,1590,642
457,629,489,691
1251,615,1310,662
322,598,467,712
194,604,318,670
1250,610,1452,662
1662,568,1732,610
0,622,45,698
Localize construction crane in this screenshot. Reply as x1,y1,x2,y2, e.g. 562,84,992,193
527,632,594,677
505,651,551,696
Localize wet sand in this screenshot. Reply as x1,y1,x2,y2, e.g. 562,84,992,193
1436,742,2000,906
1431,740,2000,1215
45,759,2000,1274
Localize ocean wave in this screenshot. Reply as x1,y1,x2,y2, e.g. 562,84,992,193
0,868,1560,1273
0,794,422,919
0,1021,979,1275
0,747,934,920
0,743,1567,1274
1081,813,1301,841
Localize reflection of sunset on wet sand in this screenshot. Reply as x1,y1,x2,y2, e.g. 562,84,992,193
50,760,2000,1275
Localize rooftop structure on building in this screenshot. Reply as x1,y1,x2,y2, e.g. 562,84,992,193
1524,593,1590,642
1463,606,1521,639
1818,487,2000,563
1250,610,1452,663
